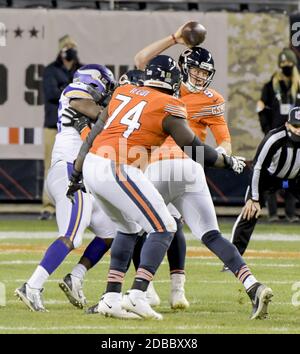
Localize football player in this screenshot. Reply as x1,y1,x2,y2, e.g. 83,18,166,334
64,68,188,309
15,65,116,312
133,28,231,307
135,29,274,318
66,55,247,320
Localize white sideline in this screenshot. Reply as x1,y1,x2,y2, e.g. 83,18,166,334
1,231,300,241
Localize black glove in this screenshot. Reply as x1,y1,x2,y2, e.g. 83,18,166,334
66,168,86,204
222,154,246,174
62,107,91,133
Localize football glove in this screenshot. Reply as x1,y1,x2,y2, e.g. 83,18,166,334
222,154,246,174
62,107,91,134
66,168,86,204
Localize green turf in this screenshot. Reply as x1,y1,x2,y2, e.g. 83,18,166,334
0,219,300,334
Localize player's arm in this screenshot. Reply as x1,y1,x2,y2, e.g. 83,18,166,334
134,23,188,70
73,106,109,173
208,118,232,155
70,98,102,120
66,107,109,203
162,115,245,172
64,97,111,140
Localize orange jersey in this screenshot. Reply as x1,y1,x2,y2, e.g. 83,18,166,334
90,84,187,168
151,84,230,163
180,84,230,145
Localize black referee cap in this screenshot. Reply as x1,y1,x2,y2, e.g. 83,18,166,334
288,107,300,127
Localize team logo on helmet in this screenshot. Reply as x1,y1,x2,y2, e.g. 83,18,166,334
144,55,182,96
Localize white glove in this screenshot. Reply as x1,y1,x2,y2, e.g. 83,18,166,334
223,154,246,174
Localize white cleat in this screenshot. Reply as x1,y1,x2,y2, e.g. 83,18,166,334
122,289,163,320
170,273,190,310
86,292,141,320
59,273,87,309
15,283,47,312
146,281,161,307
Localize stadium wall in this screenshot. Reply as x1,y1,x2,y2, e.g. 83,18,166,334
0,9,289,202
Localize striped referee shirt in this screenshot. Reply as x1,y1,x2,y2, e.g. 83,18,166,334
251,125,300,201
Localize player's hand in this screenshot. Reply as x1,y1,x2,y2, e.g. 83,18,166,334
173,23,189,45
66,169,86,204
242,199,261,221
223,154,246,174
62,107,91,133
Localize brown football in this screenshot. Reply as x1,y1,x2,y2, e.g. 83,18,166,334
182,22,207,47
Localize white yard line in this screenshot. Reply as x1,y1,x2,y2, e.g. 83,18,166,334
1,231,300,241
2,278,297,286
0,325,292,332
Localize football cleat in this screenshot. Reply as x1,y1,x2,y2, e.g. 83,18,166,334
221,265,230,273
59,274,87,309
122,289,163,320
247,282,273,320
170,274,190,310
15,283,47,312
86,292,141,319
146,281,161,307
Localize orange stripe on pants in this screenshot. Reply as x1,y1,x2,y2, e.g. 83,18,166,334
116,166,164,232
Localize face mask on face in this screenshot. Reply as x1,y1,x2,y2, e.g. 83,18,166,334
281,66,293,77
63,48,78,62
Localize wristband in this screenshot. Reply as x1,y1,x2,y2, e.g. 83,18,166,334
171,34,177,44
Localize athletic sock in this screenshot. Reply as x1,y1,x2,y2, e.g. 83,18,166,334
39,238,71,275
80,236,110,268
71,264,87,280
167,218,186,276
27,265,49,289
236,264,258,291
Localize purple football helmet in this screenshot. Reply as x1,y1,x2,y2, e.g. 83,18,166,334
73,64,116,103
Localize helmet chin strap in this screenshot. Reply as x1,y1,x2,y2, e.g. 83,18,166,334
184,80,204,93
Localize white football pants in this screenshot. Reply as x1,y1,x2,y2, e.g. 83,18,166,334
46,160,115,248
82,153,177,235
145,158,219,240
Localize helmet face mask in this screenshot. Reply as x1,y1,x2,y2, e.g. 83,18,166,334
118,69,145,86
144,55,182,96
73,64,116,103
179,47,215,93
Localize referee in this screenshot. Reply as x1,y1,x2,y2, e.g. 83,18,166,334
228,106,300,260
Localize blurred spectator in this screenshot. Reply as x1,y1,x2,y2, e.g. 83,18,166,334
40,35,82,220
256,48,300,222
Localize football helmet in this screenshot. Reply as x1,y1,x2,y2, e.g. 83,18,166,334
144,55,182,95
73,64,116,103
178,47,215,92
118,69,145,86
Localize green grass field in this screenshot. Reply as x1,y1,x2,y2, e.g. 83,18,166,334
0,219,300,334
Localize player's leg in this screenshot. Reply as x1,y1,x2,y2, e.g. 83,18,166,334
129,232,162,306
145,160,188,309
230,187,260,259
167,215,189,309
15,161,91,312
83,154,176,319
173,160,273,319
59,195,116,308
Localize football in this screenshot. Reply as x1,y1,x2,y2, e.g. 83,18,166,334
181,21,207,47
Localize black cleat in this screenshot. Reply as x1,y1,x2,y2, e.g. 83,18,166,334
247,282,273,319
